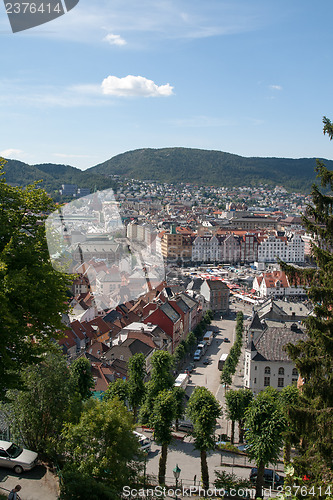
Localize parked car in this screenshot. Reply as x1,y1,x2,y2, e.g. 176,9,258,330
203,358,211,365
175,421,194,433
237,443,250,452
224,337,231,343
185,363,195,373
250,468,284,487
0,440,38,474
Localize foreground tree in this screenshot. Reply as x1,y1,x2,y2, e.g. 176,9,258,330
127,353,146,421
278,384,300,465
103,378,129,405
4,350,78,457
70,357,94,400
187,386,221,490
0,159,71,399
225,388,253,444
279,117,333,485
173,386,186,431
150,389,176,485
139,350,174,424
62,398,140,495
244,388,286,498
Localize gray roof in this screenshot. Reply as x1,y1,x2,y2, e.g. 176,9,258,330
105,338,153,363
174,297,190,314
253,325,306,362
160,302,181,323
248,312,264,331
179,292,198,309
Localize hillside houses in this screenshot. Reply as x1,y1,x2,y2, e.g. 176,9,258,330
57,283,205,396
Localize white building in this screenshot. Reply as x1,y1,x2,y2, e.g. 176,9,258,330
244,316,305,395
257,233,304,263
192,235,219,263
252,270,306,298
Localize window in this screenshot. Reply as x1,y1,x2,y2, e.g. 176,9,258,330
254,378,257,384
278,367,284,375
255,365,257,370
278,378,284,387
264,376,270,386
264,366,271,374
292,368,298,376
292,378,298,385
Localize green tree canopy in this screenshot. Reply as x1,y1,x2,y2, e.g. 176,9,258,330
139,350,174,425
62,398,140,494
244,387,286,498
225,388,253,444
0,159,71,399
70,357,94,401
127,353,146,421
187,386,221,490
103,378,129,405
150,389,176,485
4,349,78,457
280,117,333,485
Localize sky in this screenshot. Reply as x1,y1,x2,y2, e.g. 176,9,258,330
1,0,333,170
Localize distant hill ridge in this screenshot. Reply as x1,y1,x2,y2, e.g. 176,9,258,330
87,147,333,192
2,147,333,193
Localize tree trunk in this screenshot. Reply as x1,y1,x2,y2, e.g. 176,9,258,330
239,419,245,444
255,462,265,499
201,449,209,490
158,443,168,485
284,439,291,463
231,420,235,444
133,406,138,423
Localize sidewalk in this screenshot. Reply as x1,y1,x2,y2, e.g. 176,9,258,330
0,465,59,500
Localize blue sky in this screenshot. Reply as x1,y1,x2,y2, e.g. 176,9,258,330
1,0,333,170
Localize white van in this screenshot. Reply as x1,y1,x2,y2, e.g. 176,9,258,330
133,431,151,453
193,349,202,361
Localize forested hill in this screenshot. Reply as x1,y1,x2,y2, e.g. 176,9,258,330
1,159,115,195
2,148,333,194
88,147,333,192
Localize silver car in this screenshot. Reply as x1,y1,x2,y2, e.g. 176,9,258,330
0,440,38,474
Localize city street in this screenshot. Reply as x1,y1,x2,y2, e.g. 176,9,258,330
144,301,258,490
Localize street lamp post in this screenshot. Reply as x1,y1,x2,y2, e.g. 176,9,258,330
173,464,181,499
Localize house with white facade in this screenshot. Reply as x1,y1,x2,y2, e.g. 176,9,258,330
192,235,219,263
257,232,304,263
244,317,306,395
252,270,306,298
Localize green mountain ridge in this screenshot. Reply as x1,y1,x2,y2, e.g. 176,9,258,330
1,159,115,194
2,147,333,193
87,147,333,192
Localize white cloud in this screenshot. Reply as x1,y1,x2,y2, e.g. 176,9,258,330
104,33,127,46
0,148,25,158
23,1,265,45
101,75,174,97
269,84,282,90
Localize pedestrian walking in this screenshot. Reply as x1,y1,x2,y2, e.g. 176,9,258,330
8,485,21,500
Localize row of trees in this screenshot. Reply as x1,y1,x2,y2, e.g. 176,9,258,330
103,347,221,490
224,385,299,498
220,311,244,388
173,310,213,368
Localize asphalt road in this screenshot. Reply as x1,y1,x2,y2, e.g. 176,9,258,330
144,302,257,490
